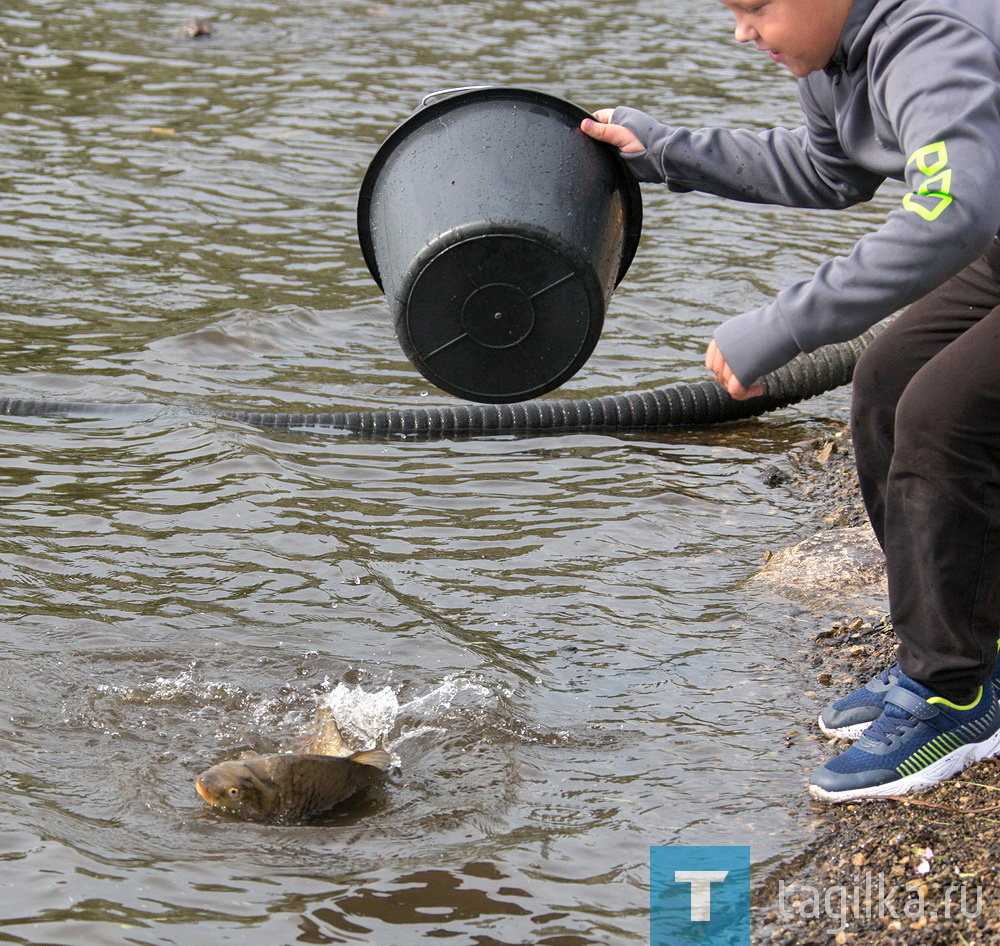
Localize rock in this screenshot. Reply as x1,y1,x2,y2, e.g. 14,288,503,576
179,17,214,38
815,441,837,465
749,525,887,601
762,464,789,488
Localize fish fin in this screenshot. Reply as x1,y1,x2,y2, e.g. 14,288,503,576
309,706,351,757
348,748,391,771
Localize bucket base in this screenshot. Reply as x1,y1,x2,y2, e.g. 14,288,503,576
399,227,605,404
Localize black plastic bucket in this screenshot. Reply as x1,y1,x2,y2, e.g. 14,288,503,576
357,86,643,404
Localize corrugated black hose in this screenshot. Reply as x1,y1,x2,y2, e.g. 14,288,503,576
0,326,881,437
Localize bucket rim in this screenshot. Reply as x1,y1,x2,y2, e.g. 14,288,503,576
356,85,643,291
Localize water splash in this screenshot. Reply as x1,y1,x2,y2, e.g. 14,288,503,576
399,676,494,715
317,674,499,753
318,682,400,748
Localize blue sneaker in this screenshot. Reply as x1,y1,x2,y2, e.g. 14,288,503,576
818,641,1000,741
809,675,1000,803
818,663,901,741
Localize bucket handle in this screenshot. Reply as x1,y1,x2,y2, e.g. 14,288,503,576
419,85,494,108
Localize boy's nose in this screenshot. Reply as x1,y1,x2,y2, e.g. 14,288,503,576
733,16,758,43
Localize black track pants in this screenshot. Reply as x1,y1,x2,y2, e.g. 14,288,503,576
851,238,1000,701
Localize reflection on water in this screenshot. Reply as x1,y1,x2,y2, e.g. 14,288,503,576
0,0,892,941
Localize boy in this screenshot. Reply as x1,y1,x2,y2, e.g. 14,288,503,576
582,0,1000,803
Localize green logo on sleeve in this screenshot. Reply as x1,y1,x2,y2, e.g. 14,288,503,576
902,141,953,221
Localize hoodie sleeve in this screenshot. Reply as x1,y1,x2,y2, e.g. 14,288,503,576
713,15,1000,386
610,102,883,208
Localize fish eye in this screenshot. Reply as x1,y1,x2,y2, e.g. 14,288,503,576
228,787,239,797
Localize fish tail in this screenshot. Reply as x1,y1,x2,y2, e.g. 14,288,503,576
349,748,391,771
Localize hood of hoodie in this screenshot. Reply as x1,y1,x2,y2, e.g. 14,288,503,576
826,0,904,76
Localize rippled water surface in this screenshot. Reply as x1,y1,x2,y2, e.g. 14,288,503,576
0,1,896,942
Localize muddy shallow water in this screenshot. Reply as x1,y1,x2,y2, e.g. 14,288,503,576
0,0,895,942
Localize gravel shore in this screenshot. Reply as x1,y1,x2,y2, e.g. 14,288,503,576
748,425,1000,946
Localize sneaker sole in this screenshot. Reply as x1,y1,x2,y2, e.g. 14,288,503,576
816,713,871,742
808,726,1000,803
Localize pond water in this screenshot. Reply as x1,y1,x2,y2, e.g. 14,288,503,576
0,1,895,942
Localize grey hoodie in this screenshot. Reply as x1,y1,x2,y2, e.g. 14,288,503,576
613,0,1000,386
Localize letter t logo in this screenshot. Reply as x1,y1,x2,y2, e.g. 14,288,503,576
674,870,729,921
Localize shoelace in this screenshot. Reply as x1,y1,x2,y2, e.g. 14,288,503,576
873,664,899,686
864,710,920,746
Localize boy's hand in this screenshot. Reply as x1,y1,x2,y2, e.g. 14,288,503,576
705,340,765,400
580,109,645,154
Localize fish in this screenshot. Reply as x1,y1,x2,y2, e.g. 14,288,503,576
195,713,391,822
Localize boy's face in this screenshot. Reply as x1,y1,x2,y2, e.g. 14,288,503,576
717,0,854,78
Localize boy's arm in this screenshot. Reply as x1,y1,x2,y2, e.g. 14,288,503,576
594,14,1000,391
606,104,884,209
714,16,1000,388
